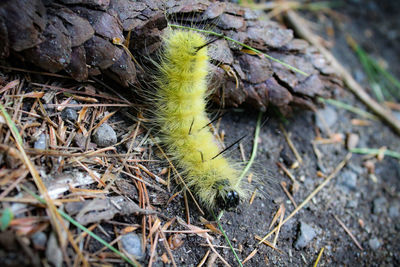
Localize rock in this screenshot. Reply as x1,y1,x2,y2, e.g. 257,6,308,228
393,111,400,121
348,163,363,175
337,170,357,193
68,100,82,110
121,233,145,260
389,202,400,218
295,221,316,249
34,133,47,150
368,237,381,250
31,231,47,250
347,199,358,209
373,197,387,214
46,233,63,267
92,123,117,147
61,107,78,121
315,106,338,133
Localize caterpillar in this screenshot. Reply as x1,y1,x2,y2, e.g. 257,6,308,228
154,28,246,211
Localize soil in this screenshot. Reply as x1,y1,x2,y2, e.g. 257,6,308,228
158,1,400,266
0,1,399,267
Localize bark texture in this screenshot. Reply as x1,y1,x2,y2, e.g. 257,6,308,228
0,0,341,113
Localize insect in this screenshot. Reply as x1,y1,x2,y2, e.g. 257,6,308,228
154,28,247,211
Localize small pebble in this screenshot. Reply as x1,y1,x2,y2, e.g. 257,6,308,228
373,197,387,214
31,231,47,250
368,237,381,250
353,69,366,83
346,199,358,209
34,133,47,150
337,170,357,193
92,123,117,147
68,100,82,111
61,108,78,122
46,233,63,267
348,163,363,175
121,233,145,260
394,111,400,121
389,202,400,218
295,221,316,249
315,106,338,133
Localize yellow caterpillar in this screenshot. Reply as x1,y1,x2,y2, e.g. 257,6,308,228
154,29,246,211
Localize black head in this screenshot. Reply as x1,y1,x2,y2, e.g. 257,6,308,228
216,190,240,211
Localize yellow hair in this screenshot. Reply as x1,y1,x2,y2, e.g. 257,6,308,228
155,29,245,210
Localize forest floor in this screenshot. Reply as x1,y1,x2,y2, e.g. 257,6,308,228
0,1,399,266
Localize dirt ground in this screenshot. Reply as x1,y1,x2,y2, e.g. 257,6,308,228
0,1,399,267
154,1,400,266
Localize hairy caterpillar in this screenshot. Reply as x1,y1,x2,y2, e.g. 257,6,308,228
154,28,246,211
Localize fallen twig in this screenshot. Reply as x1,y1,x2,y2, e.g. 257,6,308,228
286,10,400,135
259,153,352,244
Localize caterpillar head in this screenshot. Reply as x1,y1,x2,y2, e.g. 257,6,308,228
213,180,240,211
216,190,240,211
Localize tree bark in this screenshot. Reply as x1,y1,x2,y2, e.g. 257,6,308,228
0,0,341,114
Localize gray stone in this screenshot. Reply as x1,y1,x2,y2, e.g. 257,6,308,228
347,199,358,209
68,100,81,110
46,233,63,267
373,197,387,214
61,108,78,122
295,221,316,249
121,233,145,260
348,163,363,175
337,170,357,193
92,123,117,147
394,111,400,121
315,106,338,133
34,133,47,150
31,231,47,249
389,202,400,218
368,237,381,250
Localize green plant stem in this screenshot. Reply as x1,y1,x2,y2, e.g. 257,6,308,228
318,97,378,120
20,185,138,267
213,211,243,267
239,111,263,181
169,24,309,76
350,148,400,159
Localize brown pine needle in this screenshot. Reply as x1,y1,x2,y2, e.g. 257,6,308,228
184,191,191,224
333,214,363,250
280,124,303,164
259,153,352,244
249,189,257,205
205,238,231,267
197,250,210,267
148,231,160,267
272,204,285,247
286,10,400,135
239,142,246,162
280,181,298,208
269,204,284,230
0,105,89,266
242,248,258,265
276,162,298,184
254,235,284,254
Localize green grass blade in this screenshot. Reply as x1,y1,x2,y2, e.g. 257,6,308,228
20,185,138,267
350,148,400,160
239,111,263,181
169,24,309,76
318,98,378,120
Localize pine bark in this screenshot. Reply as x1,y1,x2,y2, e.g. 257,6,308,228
0,0,341,113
